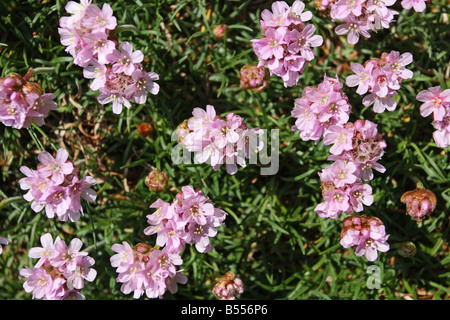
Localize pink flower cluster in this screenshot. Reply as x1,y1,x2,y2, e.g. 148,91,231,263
19,233,96,300
110,242,187,299
19,148,97,222
330,0,398,45
144,185,227,254
340,215,390,261
416,86,450,148
182,105,264,175
400,0,430,12
346,51,413,113
58,0,159,114
291,72,390,260
291,74,351,142
315,119,387,219
251,0,323,87
0,72,57,129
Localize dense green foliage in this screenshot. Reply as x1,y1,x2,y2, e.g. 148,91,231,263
0,0,449,300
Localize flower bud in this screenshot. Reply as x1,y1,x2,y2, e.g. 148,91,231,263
213,24,228,39
212,271,244,300
400,187,437,221
144,168,168,192
239,65,269,93
397,241,417,258
137,122,153,137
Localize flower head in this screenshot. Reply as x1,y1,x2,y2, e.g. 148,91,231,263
340,216,390,261
400,187,437,221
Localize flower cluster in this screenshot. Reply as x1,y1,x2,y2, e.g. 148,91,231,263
58,0,159,114
330,0,398,45
110,242,187,299
416,86,450,148
0,71,57,129
239,64,270,92
19,148,97,222
0,236,7,255
291,74,351,142
346,51,413,113
144,185,227,254
19,233,96,300
400,0,430,12
212,271,244,300
181,105,264,175
400,187,437,221
315,119,387,218
340,215,390,261
251,0,323,87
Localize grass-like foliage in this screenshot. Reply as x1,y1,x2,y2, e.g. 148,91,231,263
0,0,449,300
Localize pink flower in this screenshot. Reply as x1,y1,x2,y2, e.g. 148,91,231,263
416,86,450,121
65,255,97,290
76,32,116,66
82,3,117,32
28,233,61,268
323,125,354,155
287,24,323,61
335,19,371,45
287,0,313,24
332,0,366,20
109,41,144,76
125,69,160,104
401,0,428,12
385,51,414,81
83,59,108,91
110,241,135,273
97,89,131,114
67,175,97,213
252,27,288,61
345,62,374,95
37,148,74,185
260,1,290,27
315,188,349,219
52,237,88,271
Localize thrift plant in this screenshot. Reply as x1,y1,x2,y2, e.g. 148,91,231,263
0,0,448,302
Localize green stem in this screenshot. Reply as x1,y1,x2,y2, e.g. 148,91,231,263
0,196,24,209
27,126,45,152
31,123,57,152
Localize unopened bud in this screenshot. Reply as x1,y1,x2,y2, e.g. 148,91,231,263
144,168,168,192
397,241,417,258
400,187,437,221
212,271,244,300
213,24,228,39
239,65,270,93
137,122,153,137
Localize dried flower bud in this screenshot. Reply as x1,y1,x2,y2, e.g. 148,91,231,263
212,271,244,300
239,65,270,93
213,24,228,39
397,241,417,258
137,122,153,137
145,168,168,192
400,187,437,221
